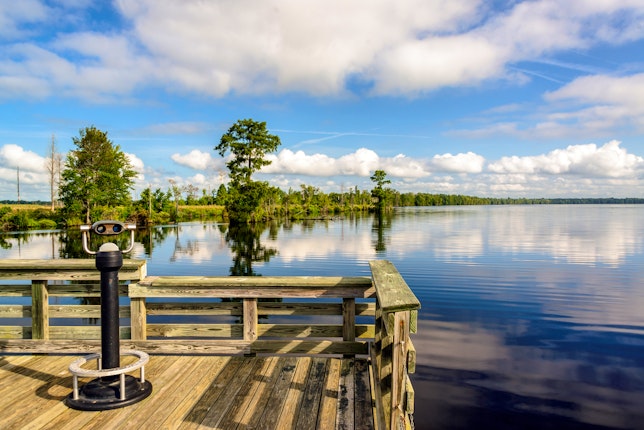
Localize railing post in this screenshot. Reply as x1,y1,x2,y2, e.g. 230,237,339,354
130,296,147,340
372,298,388,429
31,280,49,340
243,298,258,341
342,297,356,342
391,310,410,430
343,297,356,358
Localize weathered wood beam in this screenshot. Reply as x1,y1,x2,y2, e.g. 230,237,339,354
0,339,250,355
243,298,258,341
130,297,146,340
31,280,48,340
131,276,375,299
0,259,147,281
369,260,420,314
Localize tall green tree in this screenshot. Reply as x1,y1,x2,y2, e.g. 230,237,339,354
216,118,281,183
215,119,281,223
59,126,137,224
370,169,391,212
214,184,228,205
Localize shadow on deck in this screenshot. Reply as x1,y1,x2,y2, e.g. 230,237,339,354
0,354,372,429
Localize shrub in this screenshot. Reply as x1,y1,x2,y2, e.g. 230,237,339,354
35,219,58,230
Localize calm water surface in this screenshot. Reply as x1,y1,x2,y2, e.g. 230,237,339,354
2,205,644,430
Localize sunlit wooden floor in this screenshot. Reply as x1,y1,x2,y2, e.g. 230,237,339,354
0,354,374,429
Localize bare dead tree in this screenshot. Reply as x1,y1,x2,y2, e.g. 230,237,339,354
45,134,62,211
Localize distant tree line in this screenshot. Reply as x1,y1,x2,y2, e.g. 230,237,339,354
393,194,644,206
2,119,644,232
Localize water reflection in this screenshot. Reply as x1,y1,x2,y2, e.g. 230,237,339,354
372,211,392,253
0,230,61,258
225,223,278,276
1,206,644,429
399,205,644,267
412,318,644,429
1,206,641,268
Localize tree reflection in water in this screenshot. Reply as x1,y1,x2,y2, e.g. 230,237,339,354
372,211,392,253
225,223,277,276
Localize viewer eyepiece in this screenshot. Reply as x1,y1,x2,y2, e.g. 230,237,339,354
91,220,126,236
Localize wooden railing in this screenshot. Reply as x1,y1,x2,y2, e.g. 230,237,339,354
128,274,376,355
370,260,420,430
0,258,419,429
0,259,146,342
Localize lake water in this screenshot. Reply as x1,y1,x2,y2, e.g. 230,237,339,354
2,205,644,430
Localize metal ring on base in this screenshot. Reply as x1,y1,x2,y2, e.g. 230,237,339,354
66,350,152,410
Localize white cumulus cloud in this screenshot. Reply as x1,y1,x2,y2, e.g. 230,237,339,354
263,148,380,177
125,152,144,173
380,154,430,179
487,140,644,178
2,0,642,99
0,143,46,173
432,152,485,173
171,149,218,170
264,148,486,178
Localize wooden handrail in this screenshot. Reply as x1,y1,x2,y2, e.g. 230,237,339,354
131,275,374,298
0,259,147,281
370,260,420,314
370,260,420,430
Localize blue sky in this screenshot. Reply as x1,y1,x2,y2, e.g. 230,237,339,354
1,0,644,201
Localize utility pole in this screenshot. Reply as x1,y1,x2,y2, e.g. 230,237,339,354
17,166,20,204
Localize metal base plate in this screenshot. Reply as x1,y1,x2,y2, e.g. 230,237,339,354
66,375,152,411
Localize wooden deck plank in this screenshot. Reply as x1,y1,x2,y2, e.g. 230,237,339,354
176,356,250,430
0,356,67,414
337,359,356,430
0,354,35,369
194,357,263,429
216,356,276,429
318,358,341,430
274,356,312,429
125,356,216,428
0,354,375,430
296,357,329,430
255,356,298,430
355,359,374,429
234,356,284,429
0,356,71,429
157,356,232,429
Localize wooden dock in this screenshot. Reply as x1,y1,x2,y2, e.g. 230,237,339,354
0,259,420,429
0,354,373,429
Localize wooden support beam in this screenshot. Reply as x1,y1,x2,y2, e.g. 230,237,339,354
130,296,147,340
407,339,416,374
31,280,48,340
243,298,258,341
391,310,410,430
343,298,356,342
